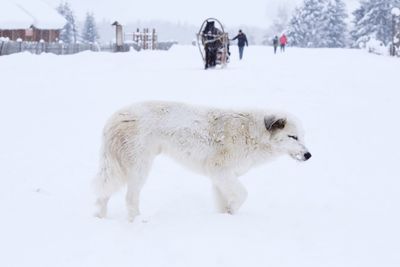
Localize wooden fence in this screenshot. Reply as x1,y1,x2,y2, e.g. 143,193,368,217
125,28,158,50
0,40,176,56
0,41,102,56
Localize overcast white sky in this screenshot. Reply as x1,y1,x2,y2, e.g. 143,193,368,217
44,0,360,27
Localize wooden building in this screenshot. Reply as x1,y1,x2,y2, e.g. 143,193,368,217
0,27,61,42
0,0,66,42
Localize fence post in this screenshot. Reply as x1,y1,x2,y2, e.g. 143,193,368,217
152,29,157,50
4,42,9,55
40,39,45,54
17,38,22,52
143,28,147,50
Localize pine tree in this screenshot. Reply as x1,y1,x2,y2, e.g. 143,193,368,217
350,1,373,47
82,12,99,44
286,0,329,47
57,2,78,44
286,7,305,47
394,8,400,53
352,0,400,46
323,0,348,47
286,0,348,48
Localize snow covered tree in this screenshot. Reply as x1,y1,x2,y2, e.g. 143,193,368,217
323,0,348,47
286,0,329,47
351,0,400,46
57,2,78,44
286,0,348,48
393,8,400,54
82,12,99,44
286,7,307,47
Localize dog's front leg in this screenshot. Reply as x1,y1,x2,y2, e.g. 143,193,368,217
212,174,247,214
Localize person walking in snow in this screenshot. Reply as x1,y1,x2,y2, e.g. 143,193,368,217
280,34,288,52
232,29,248,60
273,36,279,54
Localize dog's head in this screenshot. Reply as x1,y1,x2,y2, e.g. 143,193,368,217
264,115,312,162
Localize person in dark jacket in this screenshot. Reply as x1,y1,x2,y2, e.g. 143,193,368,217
273,36,279,54
232,29,248,60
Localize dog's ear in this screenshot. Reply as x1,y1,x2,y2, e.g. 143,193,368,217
264,116,286,132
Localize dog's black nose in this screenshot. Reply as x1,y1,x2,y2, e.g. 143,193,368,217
304,152,312,160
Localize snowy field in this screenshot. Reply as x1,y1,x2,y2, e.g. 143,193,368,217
1,46,399,267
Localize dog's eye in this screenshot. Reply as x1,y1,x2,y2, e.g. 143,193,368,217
288,135,298,140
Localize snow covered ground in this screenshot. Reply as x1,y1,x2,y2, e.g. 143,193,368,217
1,46,399,267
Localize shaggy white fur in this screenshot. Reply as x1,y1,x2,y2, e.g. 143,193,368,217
93,101,311,221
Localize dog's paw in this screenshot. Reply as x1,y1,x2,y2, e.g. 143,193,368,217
94,211,106,219
128,215,137,223
225,206,236,215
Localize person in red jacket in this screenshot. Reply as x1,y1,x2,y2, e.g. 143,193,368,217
280,34,288,52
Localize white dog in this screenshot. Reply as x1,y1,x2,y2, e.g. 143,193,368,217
94,101,311,221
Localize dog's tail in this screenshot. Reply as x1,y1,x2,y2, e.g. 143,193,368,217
93,114,132,199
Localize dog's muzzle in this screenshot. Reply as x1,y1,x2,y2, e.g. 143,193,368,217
304,152,312,161
291,151,312,162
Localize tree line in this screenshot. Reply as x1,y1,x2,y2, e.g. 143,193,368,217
57,2,99,44
56,0,400,48
271,0,400,48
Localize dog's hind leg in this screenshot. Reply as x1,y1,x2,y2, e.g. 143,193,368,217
93,165,126,218
95,196,110,218
93,172,118,219
212,174,248,214
125,156,154,222
93,142,129,218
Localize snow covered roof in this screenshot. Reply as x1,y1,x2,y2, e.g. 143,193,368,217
0,0,66,29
